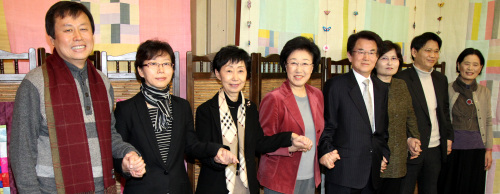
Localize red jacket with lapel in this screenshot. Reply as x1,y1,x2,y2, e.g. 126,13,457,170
257,80,324,194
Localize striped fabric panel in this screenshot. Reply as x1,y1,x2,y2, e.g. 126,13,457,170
149,108,172,164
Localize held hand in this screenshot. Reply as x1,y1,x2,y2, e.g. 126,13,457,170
288,133,300,152
380,156,388,173
130,159,146,177
447,140,453,155
319,150,340,169
122,151,146,178
407,138,422,159
291,134,313,152
214,148,239,165
485,150,492,170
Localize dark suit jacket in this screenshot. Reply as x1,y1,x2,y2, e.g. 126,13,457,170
195,93,292,194
113,92,221,194
394,67,453,164
319,71,389,190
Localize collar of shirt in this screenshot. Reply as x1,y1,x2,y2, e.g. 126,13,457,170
353,69,373,97
413,64,433,77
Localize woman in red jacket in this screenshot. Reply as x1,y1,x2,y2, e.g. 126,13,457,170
258,36,324,194
194,45,311,194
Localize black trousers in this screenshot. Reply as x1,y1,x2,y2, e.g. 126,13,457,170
377,178,402,194
325,174,375,194
400,146,441,194
438,149,486,194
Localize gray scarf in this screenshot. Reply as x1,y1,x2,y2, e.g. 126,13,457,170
141,82,173,132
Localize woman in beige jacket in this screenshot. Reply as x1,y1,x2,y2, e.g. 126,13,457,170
438,48,492,194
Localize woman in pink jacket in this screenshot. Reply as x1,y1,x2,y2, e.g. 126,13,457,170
258,36,324,194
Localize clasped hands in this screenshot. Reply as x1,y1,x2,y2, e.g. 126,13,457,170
407,137,422,159
122,151,146,178
320,138,423,172
214,148,239,165
288,133,313,152
379,137,422,172
319,150,340,169
213,133,313,165
320,150,389,172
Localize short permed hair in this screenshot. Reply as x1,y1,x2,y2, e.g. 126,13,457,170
45,1,95,39
456,48,485,75
279,36,321,73
212,45,251,79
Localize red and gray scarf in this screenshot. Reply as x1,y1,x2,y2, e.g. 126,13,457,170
42,49,116,193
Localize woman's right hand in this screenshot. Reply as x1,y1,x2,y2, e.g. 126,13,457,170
122,151,146,178
214,148,239,165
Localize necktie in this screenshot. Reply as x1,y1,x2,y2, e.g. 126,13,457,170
363,79,374,133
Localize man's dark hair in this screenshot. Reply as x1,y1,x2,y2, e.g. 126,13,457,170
410,32,442,60
346,30,383,56
45,1,95,39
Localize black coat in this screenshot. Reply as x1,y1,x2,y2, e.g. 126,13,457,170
113,92,221,194
319,71,390,190
394,67,453,164
194,93,292,194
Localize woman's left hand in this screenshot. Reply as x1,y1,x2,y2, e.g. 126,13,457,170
447,140,453,155
380,156,388,173
485,150,493,170
407,137,422,159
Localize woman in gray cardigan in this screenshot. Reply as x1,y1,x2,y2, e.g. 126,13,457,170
373,41,421,194
438,48,492,194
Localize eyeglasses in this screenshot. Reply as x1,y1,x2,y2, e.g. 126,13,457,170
287,62,313,67
422,48,440,54
379,56,399,62
352,50,377,57
143,62,174,69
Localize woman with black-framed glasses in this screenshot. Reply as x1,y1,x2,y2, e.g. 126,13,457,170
113,40,237,193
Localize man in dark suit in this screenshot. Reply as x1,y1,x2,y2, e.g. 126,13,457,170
394,32,453,194
319,30,390,194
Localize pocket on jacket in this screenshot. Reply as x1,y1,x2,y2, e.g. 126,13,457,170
258,156,279,178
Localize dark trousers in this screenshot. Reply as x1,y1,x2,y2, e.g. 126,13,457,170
377,178,402,194
438,149,486,194
325,174,375,194
400,146,441,194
